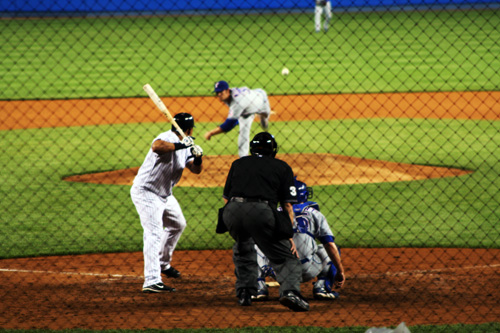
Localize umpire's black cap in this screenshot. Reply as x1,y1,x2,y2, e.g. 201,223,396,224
250,132,278,157
172,113,195,133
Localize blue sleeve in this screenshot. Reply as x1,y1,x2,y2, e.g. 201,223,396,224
318,235,335,244
219,118,239,132
309,208,335,244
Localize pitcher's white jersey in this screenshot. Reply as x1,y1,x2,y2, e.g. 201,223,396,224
225,87,271,119
224,87,271,157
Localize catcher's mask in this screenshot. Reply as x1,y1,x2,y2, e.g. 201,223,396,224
250,132,278,157
294,177,313,203
172,112,195,133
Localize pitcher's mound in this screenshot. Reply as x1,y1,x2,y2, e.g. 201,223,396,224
63,153,471,187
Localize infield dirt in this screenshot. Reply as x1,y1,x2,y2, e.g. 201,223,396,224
1,248,499,329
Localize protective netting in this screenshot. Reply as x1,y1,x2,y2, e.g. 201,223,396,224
1,0,499,331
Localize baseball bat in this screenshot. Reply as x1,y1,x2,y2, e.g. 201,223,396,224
143,83,187,139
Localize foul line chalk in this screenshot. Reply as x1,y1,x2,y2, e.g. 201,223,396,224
0,268,142,280
1,263,499,281
355,263,500,279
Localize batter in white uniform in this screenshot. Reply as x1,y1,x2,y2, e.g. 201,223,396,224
131,113,203,293
204,80,271,157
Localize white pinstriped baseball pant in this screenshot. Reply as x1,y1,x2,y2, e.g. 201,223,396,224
131,187,187,287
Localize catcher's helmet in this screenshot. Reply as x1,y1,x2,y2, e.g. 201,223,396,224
250,132,278,157
172,113,194,133
294,177,313,203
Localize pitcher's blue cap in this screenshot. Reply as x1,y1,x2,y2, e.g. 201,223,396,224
214,80,229,93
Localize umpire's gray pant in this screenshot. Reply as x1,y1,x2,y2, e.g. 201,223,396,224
223,201,303,297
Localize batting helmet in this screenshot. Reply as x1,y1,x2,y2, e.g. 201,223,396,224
172,113,195,133
250,132,278,157
294,177,313,203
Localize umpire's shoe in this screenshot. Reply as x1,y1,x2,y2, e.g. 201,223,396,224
142,282,176,293
238,288,252,306
162,266,181,278
279,291,309,312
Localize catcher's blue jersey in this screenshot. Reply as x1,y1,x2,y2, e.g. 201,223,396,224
292,201,335,263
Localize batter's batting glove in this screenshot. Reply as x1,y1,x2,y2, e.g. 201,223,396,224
181,136,195,147
174,136,195,151
191,145,203,166
191,145,203,158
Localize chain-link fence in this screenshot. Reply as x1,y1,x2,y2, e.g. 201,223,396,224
1,0,499,331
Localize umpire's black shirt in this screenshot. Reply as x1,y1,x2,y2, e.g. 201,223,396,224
223,155,297,208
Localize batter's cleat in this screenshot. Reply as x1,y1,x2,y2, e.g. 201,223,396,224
279,291,309,312
162,266,181,278
313,287,339,300
142,282,176,293
238,288,252,306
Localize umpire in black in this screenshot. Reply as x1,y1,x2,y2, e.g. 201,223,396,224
222,132,309,312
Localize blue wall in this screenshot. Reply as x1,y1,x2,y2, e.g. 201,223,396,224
1,0,496,13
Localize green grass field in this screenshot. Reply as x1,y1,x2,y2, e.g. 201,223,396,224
1,9,499,100
1,117,499,258
1,8,500,259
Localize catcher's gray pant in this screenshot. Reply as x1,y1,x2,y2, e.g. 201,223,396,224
223,201,302,297
300,245,331,282
257,244,331,282
131,188,186,288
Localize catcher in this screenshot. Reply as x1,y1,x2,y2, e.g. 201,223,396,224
254,177,345,300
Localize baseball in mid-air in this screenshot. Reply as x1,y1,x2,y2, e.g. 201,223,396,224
281,67,290,76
